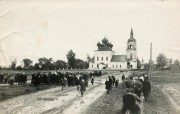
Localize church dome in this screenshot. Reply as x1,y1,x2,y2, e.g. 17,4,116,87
97,42,101,47
102,37,108,44
109,42,113,48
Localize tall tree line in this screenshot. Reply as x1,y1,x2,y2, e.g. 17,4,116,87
8,50,89,70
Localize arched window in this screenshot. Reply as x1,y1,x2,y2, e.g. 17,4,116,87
106,57,108,61
92,65,93,68
97,57,99,61
130,45,133,49
102,57,103,61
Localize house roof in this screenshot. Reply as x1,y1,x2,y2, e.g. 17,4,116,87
89,56,95,63
111,55,127,62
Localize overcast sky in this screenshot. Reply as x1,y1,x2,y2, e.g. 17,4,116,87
0,0,180,66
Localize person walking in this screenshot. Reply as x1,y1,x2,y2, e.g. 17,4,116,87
115,78,119,88
122,74,125,81
122,88,141,114
133,79,143,98
0,73,4,83
91,76,94,85
142,77,151,101
80,79,86,97
61,77,66,90
105,78,111,94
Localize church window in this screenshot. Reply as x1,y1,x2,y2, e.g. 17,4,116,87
130,45,133,49
97,64,99,68
92,65,93,68
120,65,121,68
116,65,117,68
130,53,133,59
113,65,114,67
106,57,108,61
102,57,103,61
97,57,99,61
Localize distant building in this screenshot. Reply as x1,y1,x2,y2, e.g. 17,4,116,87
89,28,137,70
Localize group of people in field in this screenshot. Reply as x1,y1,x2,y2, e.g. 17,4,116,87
105,75,119,94
0,72,27,85
1,70,152,114
122,73,151,114
0,70,102,98
0,71,100,97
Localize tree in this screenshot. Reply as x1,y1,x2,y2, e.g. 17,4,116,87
55,60,67,69
169,58,173,64
174,59,180,66
16,65,23,70
66,50,76,68
33,63,40,70
144,63,149,71
38,57,53,70
86,54,91,62
10,59,17,70
22,58,33,69
156,53,167,70
137,58,141,69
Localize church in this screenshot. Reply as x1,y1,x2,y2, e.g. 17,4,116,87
89,28,137,70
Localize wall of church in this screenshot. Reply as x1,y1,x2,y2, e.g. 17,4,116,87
89,62,128,70
94,51,114,65
129,61,137,69
109,62,127,69
89,63,97,69
126,50,137,60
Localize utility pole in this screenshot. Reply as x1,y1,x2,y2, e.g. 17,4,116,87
171,62,173,78
149,43,152,80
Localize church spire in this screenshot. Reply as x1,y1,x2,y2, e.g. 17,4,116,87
130,27,133,39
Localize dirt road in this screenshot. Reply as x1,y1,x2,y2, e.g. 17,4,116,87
0,72,129,114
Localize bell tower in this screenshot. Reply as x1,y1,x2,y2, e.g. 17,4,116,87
126,28,137,69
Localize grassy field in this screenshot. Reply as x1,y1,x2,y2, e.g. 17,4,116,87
0,84,61,102
144,71,180,114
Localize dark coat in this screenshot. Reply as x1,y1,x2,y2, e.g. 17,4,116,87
125,80,133,88
105,80,111,89
122,93,141,114
80,81,86,91
122,75,125,81
91,78,94,83
142,80,151,97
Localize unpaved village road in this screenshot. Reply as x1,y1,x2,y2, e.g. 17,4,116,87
0,72,130,114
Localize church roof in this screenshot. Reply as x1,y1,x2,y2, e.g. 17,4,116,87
111,55,126,62
128,28,136,42
89,56,95,63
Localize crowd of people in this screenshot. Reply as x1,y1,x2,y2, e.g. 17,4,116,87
0,71,102,88
0,70,151,113
122,73,151,114
105,75,119,94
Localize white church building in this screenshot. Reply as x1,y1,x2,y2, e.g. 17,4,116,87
89,28,138,70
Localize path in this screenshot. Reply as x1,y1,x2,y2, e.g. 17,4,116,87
0,72,129,114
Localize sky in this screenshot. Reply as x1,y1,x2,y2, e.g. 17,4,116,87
0,0,180,66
